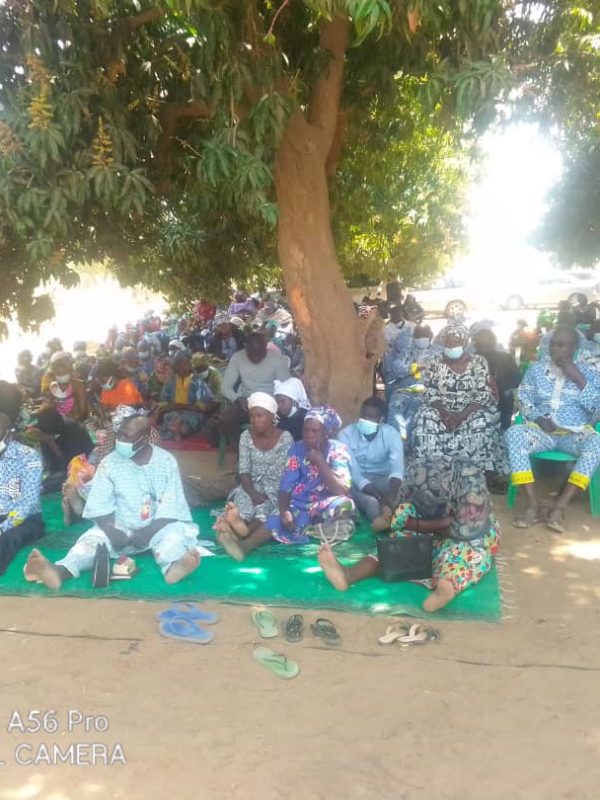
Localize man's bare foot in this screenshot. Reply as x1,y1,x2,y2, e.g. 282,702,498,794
24,549,63,590
317,543,349,591
225,506,250,538
423,579,455,613
165,550,201,585
217,530,246,562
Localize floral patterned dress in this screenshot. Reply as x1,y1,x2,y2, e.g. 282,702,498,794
228,429,293,522
413,353,507,473
374,462,500,596
265,439,355,544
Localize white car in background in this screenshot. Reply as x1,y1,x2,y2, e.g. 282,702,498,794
411,269,600,317
500,270,600,310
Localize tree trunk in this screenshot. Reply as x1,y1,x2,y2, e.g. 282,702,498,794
273,17,383,421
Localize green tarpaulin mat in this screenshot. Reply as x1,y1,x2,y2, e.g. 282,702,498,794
0,496,503,621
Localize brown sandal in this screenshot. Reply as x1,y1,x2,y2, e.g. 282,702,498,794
512,506,540,529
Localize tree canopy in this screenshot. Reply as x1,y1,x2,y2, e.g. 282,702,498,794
0,0,513,335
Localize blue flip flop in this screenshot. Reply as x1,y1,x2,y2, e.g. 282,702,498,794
158,618,214,645
156,602,219,625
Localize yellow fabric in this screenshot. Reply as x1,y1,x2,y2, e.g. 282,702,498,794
568,471,589,490
174,375,191,404
511,470,535,486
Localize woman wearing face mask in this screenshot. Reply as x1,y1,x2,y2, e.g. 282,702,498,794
41,352,87,421
274,377,311,441
412,322,507,475
96,360,144,415
214,393,293,539
387,324,438,446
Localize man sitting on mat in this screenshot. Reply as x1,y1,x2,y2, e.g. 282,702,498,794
0,412,45,576
338,396,404,529
25,414,202,588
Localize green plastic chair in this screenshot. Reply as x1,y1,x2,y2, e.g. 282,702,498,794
506,416,600,517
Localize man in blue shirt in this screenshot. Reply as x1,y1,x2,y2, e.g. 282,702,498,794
0,413,45,575
339,397,404,528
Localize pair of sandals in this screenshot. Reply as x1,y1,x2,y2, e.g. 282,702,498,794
513,505,565,533
252,609,341,645
378,622,438,647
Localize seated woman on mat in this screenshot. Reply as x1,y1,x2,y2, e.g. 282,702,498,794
505,325,600,532
274,377,311,441
96,359,144,414
214,393,293,538
217,406,355,561
412,322,507,477
318,458,501,613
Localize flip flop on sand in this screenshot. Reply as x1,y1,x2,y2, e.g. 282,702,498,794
158,618,214,645
284,614,304,643
310,617,341,646
546,506,566,534
253,646,299,679
395,623,439,647
378,623,411,645
156,603,219,625
252,609,279,638
512,506,540,529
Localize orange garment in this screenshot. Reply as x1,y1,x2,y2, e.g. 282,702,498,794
100,378,143,410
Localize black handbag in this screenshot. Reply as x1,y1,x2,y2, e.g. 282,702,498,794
376,534,433,582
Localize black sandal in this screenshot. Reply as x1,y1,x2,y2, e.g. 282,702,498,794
92,543,110,588
284,614,304,643
310,617,341,646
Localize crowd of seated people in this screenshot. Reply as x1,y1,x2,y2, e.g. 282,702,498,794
2,288,599,614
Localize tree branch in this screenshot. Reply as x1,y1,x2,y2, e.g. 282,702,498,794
122,8,166,32
325,110,348,178
308,16,350,156
155,101,213,193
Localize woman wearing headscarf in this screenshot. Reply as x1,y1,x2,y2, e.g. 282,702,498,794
215,393,293,538
217,406,354,561
274,377,311,441
41,351,87,421
412,322,506,474
318,458,500,613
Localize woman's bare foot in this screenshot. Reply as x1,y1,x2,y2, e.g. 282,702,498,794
423,579,455,613
24,549,63,590
165,550,201,584
317,543,349,591
225,505,250,538
217,530,246,562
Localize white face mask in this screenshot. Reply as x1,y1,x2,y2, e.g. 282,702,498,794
285,403,298,418
55,373,71,384
125,365,138,374
139,352,151,360
414,338,430,350
444,346,464,360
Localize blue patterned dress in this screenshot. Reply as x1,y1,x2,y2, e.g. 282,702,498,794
265,439,355,544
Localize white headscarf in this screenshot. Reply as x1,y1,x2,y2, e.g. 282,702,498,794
273,378,310,410
247,392,278,417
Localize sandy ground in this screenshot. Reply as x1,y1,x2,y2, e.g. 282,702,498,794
1,450,600,800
